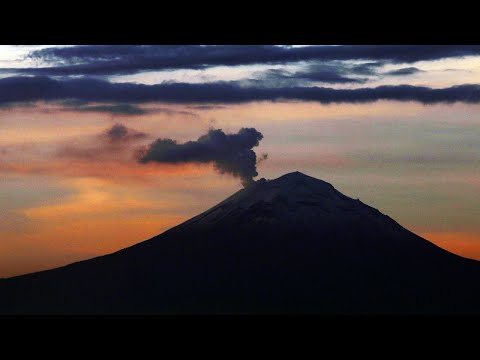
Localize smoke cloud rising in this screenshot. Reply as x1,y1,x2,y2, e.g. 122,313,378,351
137,128,265,187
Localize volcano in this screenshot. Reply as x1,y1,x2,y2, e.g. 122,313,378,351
1,171,480,314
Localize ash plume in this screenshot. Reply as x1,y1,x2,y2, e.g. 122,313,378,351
137,128,265,187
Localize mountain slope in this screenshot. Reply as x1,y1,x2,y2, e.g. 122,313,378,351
1,171,480,314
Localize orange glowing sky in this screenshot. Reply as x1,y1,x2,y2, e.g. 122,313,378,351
1,45,480,277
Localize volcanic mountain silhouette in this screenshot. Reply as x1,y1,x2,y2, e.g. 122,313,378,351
1,171,480,314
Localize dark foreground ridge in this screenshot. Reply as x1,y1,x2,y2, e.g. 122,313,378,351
1,171,480,314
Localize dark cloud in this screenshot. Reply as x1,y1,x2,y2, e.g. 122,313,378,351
0,101,37,110
252,66,365,86
187,105,227,110
6,45,480,76
69,103,152,115
0,98,198,117
60,102,196,117
1,76,480,106
385,67,423,76
296,69,365,83
349,62,384,75
137,128,265,187
293,63,367,83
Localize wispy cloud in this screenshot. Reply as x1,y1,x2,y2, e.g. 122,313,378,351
56,124,148,160
60,101,197,117
385,67,423,76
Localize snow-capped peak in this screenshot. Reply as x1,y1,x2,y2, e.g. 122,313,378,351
184,171,384,227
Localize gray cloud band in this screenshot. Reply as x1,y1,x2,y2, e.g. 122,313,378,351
6,45,480,76
1,77,480,106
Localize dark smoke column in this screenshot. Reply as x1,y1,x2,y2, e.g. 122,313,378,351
137,128,265,187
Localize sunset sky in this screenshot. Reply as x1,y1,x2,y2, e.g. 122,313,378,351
1,45,480,278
